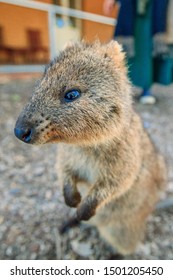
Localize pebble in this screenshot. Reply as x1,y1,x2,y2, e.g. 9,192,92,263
45,190,53,200
71,240,93,257
6,247,13,257
0,216,4,225
30,243,40,253
33,166,45,177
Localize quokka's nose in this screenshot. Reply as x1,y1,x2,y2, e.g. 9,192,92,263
14,127,33,143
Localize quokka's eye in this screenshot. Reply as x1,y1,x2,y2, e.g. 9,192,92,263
64,89,81,102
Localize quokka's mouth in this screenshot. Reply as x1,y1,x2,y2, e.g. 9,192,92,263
14,113,66,145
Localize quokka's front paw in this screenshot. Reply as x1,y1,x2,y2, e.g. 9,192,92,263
59,214,80,234
77,201,96,221
63,184,81,208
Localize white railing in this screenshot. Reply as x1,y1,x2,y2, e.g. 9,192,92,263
1,0,116,25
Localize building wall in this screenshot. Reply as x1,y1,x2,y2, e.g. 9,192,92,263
0,0,118,64
0,3,49,48
82,0,118,43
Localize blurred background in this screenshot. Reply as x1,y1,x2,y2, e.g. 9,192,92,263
0,0,173,260
0,0,117,66
0,0,173,87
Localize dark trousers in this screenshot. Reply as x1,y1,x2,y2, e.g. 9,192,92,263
114,0,169,37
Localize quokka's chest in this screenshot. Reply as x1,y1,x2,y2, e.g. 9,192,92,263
59,144,99,184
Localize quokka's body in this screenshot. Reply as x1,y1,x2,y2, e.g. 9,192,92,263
14,41,166,255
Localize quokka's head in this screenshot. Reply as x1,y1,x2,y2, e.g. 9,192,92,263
14,40,132,146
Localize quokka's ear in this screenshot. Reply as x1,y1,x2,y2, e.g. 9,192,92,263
103,40,126,69
107,40,123,53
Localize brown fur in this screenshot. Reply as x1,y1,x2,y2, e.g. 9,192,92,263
14,40,167,255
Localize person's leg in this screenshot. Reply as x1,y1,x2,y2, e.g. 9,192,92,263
134,0,156,104
114,0,135,37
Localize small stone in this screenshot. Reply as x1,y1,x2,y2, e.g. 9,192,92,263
45,190,52,200
30,243,40,253
0,216,4,224
33,166,45,176
30,252,37,260
71,240,93,257
6,247,13,256
9,188,21,196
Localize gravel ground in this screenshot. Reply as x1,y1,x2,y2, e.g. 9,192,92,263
0,78,173,260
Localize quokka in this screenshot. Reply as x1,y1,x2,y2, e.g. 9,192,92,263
14,41,166,255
